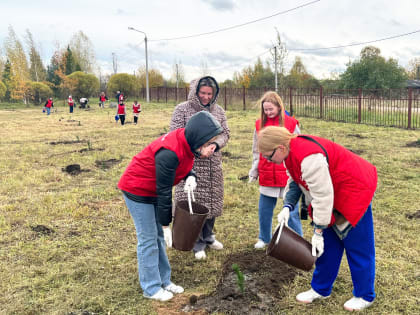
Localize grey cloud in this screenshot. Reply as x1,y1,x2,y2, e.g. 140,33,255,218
201,0,236,11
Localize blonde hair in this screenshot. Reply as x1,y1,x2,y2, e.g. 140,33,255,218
256,91,286,129
257,126,297,153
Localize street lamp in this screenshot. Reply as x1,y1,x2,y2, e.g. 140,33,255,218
128,26,149,103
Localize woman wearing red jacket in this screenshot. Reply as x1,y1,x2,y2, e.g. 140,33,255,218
248,91,302,249
118,111,223,302
258,126,377,311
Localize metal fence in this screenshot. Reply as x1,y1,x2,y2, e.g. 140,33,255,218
136,87,420,129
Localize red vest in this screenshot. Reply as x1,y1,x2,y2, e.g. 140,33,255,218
117,104,125,114
100,96,106,102
284,136,377,226
68,98,74,106
133,103,141,113
118,128,194,197
46,100,53,108
256,115,298,187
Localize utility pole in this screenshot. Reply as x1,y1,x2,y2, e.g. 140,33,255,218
112,53,118,74
176,63,179,89
274,46,278,93
128,27,150,102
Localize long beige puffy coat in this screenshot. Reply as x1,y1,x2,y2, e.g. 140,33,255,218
170,76,230,218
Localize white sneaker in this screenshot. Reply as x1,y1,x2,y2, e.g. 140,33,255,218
164,282,184,294
296,288,329,303
254,239,267,249
209,239,223,250
343,297,373,311
195,250,206,260
144,288,173,302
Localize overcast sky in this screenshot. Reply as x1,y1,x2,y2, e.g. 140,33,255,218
1,0,419,82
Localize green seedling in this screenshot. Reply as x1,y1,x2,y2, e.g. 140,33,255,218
232,263,245,293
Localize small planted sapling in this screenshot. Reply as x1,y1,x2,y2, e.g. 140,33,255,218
232,263,245,293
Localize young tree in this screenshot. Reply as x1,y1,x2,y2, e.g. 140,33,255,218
137,66,164,88
0,80,6,100
47,50,63,95
340,46,408,90
406,57,420,80
64,46,79,75
1,59,12,100
25,29,47,82
285,56,320,88
69,31,96,73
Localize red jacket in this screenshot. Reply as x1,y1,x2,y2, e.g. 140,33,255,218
256,115,298,187
45,99,53,108
118,128,194,197
133,103,141,113
68,98,74,106
285,136,377,227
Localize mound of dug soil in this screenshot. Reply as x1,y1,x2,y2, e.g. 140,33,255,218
406,210,420,220
183,250,298,314
95,158,121,169
62,164,90,175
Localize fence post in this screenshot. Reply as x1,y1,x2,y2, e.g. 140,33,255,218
243,86,246,110
157,87,160,103
165,87,168,103
142,88,145,100
185,87,188,101
319,86,323,118
289,88,293,115
358,88,362,123
224,86,227,110
175,87,178,102
408,88,413,129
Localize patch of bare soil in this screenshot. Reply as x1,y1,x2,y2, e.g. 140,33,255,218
406,140,420,148
348,148,365,155
62,164,90,175
406,210,420,220
347,133,367,139
238,175,248,182
95,158,121,169
183,250,298,314
79,148,104,153
222,151,244,160
30,225,55,235
49,140,86,145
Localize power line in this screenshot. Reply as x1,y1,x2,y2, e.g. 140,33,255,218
149,0,321,42
288,29,420,51
208,48,272,71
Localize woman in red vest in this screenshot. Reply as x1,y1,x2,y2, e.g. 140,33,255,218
116,102,126,125
99,92,108,108
132,100,141,125
68,95,74,113
258,126,377,311
248,91,302,249
44,97,53,115
118,111,223,302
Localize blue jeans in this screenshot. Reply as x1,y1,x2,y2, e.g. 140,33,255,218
123,195,171,297
258,193,302,243
46,107,51,115
311,204,375,302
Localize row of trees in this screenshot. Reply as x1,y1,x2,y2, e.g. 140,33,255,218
1,25,419,104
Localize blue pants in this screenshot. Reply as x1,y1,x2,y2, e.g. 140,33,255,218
69,106,73,113
193,217,216,252
123,195,171,297
46,107,51,115
258,193,302,243
311,204,375,302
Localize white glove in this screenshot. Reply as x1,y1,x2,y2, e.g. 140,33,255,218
248,176,257,183
163,227,172,248
311,232,324,257
184,176,196,200
277,206,290,226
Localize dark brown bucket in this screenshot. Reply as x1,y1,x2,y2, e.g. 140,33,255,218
266,223,316,271
172,200,209,251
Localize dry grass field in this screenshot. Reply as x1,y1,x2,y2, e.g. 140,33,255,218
0,102,419,314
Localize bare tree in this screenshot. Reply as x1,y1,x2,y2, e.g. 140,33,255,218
69,31,97,73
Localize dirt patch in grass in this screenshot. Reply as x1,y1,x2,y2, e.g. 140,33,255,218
347,133,367,139
95,158,121,169
405,140,420,148
49,140,86,145
182,250,298,314
406,210,420,220
238,175,249,182
62,164,90,175
222,151,244,160
30,224,55,235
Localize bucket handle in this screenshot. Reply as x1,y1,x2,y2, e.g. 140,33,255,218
274,221,285,245
187,189,196,215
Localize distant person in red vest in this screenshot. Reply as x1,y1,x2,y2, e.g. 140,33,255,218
68,95,74,113
44,97,54,115
258,126,377,312
248,91,302,250
132,100,141,125
119,92,124,104
118,111,223,301
99,92,108,108
116,101,126,125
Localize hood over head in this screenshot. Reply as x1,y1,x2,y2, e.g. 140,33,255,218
188,76,220,108
184,111,223,153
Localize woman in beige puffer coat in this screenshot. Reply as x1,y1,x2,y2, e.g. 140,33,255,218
170,76,230,260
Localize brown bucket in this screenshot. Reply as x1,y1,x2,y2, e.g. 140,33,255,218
266,223,316,271
172,200,209,251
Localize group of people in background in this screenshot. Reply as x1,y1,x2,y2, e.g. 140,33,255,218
117,75,378,312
